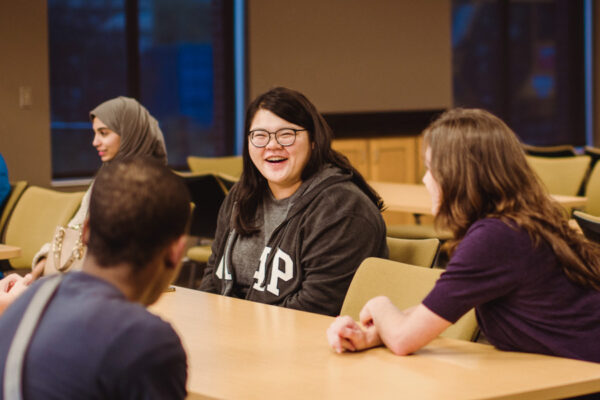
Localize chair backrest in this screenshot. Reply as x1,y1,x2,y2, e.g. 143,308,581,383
573,210,600,243
522,143,577,158
0,181,28,241
386,237,440,268
584,146,600,171
584,161,600,217
187,155,243,180
181,173,228,239
525,155,591,196
4,186,84,269
340,257,479,341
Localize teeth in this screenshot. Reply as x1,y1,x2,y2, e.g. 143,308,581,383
267,157,286,162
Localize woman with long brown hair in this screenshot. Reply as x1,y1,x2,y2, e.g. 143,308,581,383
327,108,600,362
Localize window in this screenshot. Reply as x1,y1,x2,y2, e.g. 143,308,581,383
452,0,586,146
48,0,236,179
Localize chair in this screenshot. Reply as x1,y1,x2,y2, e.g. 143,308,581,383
187,245,211,266
340,257,479,341
525,155,591,196
584,162,600,216
386,237,440,268
179,173,228,287
584,146,600,171
522,144,577,158
573,211,600,243
3,186,84,269
0,181,28,241
386,224,453,241
181,173,228,239
187,155,243,191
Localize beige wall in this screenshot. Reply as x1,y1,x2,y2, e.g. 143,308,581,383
0,1,52,187
248,0,452,112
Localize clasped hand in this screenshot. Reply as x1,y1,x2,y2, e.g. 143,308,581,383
326,296,393,353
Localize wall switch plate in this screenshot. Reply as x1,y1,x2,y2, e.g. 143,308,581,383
19,86,33,109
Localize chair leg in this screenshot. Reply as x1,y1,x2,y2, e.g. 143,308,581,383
187,261,197,288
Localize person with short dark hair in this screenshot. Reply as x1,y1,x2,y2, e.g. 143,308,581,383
0,157,190,399
199,87,388,316
327,108,600,363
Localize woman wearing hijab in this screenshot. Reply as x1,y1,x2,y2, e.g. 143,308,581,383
31,96,167,272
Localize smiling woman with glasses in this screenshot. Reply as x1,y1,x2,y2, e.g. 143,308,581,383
198,86,388,316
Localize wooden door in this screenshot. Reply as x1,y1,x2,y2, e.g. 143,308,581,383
369,137,418,183
332,139,370,179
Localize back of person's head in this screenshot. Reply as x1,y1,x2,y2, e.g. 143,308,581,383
89,96,168,165
235,87,383,235
423,108,545,230
87,157,190,270
424,108,600,290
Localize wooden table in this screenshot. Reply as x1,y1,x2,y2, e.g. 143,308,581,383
0,244,21,260
150,287,600,400
370,181,588,215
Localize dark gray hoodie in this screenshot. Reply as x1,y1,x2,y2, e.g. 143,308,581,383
199,166,388,316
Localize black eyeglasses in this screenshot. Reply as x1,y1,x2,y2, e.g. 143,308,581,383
248,128,307,148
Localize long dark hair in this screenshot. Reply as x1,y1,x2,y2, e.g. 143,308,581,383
425,108,600,290
234,87,383,236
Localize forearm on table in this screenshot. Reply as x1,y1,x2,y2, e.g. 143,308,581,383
372,303,451,356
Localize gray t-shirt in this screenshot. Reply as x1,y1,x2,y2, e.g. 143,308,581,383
230,191,295,297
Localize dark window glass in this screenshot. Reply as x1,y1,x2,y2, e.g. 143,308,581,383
48,0,234,179
452,0,585,146
48,0,127,177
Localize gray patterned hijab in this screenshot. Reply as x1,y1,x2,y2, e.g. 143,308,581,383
89,96,167,165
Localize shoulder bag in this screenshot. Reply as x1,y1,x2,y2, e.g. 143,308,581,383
43,225,86,276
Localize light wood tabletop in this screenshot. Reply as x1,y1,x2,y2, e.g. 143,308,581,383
0,244,21,260
150,287,600,400
370,181,588,215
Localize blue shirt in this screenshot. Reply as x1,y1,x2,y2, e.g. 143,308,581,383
0,272,187,399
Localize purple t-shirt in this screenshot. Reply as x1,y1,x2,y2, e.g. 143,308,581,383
423,218,600,363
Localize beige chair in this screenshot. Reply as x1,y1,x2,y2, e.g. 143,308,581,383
3,186,84,269
584,162,600,216
187,155,243,191
386,237,439,268
187,245,211,263
0,181,28,241
522,143,577,158
340,257,479,341
184,244,212,288
573,210,600,243
386,224,453,241
187,155,243,177
584,146,600,170
525,155,591,196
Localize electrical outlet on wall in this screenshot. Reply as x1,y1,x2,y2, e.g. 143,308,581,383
19,86,33,109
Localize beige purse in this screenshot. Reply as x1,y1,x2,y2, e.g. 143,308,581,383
43,225,86,276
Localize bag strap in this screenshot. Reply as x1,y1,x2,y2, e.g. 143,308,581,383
3,275,64,400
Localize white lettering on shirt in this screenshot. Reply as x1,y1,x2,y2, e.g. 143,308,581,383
252,247,272,291
215,256,231,280
266,249,294,296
